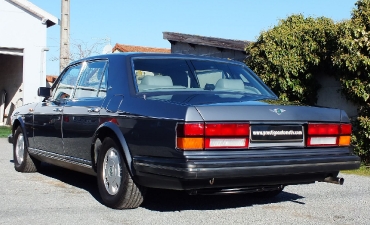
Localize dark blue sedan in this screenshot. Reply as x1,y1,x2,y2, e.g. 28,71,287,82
8,53,360,209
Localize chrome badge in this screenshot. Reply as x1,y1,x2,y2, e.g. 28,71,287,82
270,108,286,115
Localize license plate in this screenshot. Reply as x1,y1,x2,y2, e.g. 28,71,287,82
250,125,303,142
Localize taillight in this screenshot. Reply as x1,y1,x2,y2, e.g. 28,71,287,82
177,123,204,136
307,123,351,147
308,124,339,135
205,123,249,149
205,123,249,136
340,124,352,135
176,122,250,150
176,123,204,150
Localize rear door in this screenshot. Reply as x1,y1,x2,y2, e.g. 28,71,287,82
62,60,108,163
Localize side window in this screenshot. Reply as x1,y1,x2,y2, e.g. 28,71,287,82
53,64,82,100
74,60,107,98
98,69,108,97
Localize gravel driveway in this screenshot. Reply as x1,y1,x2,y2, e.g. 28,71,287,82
0,138,369,225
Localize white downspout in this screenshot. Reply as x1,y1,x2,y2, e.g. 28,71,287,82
40,47,49,87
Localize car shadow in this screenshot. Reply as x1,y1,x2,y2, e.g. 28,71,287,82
34,163,304,211
37,162,103,204
142,188,304,212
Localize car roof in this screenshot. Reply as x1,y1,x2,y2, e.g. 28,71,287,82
71,52,245,66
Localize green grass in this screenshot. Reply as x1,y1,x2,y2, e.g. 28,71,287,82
342,165,370,177
0,126,11,138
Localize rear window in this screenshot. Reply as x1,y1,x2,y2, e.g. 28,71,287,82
132,58,274,96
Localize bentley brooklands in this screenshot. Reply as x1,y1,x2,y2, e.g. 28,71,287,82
8,53,360,209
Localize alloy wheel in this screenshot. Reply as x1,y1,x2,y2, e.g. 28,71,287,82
15,133,25,165
102,147,122,195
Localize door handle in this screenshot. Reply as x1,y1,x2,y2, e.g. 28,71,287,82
53,108,63,112
87,108,100,113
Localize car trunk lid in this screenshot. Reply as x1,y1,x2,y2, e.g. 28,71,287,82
194,103,342,122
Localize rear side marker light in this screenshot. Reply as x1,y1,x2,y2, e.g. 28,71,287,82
99,117,119,125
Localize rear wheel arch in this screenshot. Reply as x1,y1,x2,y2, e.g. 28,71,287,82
96,137,146,209
91,123,134,176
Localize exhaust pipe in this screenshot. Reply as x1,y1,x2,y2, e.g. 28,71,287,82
323,176,344,185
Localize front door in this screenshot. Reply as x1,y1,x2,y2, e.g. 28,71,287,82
33,64,82,156
33,101,64,154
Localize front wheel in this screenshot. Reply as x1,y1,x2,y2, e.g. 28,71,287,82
97,137,146,209
13,127,40,172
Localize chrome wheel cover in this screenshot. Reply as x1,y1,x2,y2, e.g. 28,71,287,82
15,133,25,165
102,147,122,195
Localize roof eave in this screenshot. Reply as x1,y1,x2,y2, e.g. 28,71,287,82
163,32,250,51
7,0,59,27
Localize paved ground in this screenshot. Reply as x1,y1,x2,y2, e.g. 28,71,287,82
0,138,369,225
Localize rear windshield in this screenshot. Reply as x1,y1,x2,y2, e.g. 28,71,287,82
132,58,274,96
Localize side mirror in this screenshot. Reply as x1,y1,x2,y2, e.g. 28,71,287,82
37,87,51,98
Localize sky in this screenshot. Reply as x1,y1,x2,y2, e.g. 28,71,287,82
29,0,359,75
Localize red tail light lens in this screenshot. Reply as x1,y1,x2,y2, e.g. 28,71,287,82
340,124,352,135
308,124,340,135
205,123,249,136
177,123,204,136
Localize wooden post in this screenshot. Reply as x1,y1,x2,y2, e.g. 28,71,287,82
60,0,70,73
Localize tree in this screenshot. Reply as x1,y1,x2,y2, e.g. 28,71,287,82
245,3,370,164
51,37,110,66
245,14,337,105
333,0,370,163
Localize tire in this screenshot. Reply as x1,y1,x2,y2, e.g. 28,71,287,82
97,137,146,209
13,126,40,172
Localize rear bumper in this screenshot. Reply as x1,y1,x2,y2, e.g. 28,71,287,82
133,148,360,190
134,155,360,179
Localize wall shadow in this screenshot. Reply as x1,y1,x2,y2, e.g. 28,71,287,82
36,163,103,204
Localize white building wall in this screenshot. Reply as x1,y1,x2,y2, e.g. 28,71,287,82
0,0,48,104
316,74,358,119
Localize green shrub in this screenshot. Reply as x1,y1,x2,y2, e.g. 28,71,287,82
245,1,370,164
332,0,370,163
245,14,337,105
351,113,370,164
